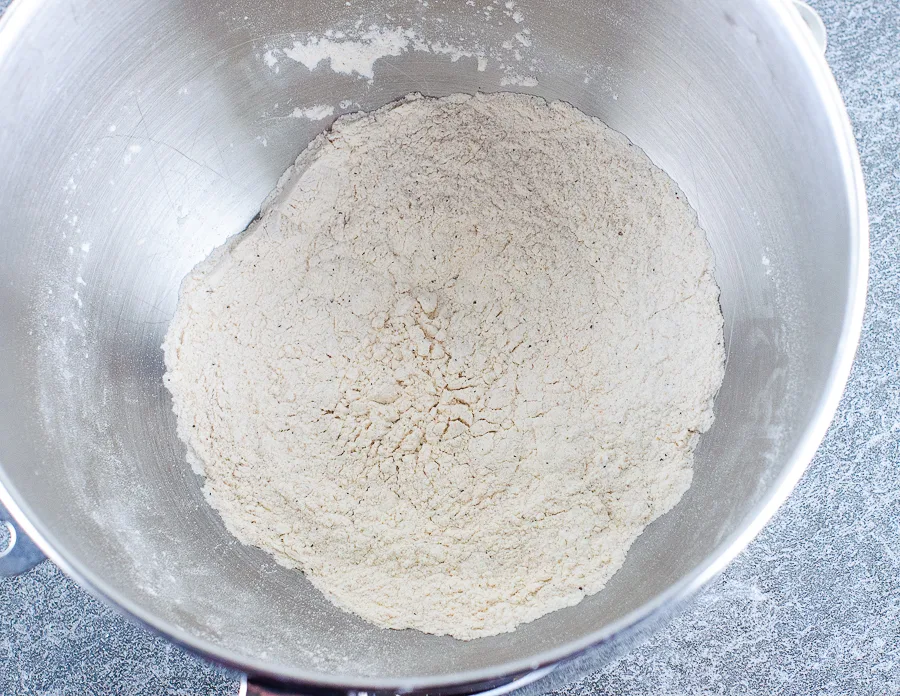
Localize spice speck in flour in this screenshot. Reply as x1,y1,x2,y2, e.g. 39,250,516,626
162,92,725,640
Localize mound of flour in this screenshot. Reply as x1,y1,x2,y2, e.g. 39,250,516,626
163,92,724,640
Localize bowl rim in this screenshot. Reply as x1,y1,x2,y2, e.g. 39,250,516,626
0,0,869,691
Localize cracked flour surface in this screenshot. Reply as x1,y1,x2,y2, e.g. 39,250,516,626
162,92,725,640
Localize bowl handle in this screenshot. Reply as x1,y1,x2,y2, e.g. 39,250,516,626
240,665,556,696
791,0,827,53
0,504,45,577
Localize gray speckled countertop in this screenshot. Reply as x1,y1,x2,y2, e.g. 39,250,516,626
2,0,899,693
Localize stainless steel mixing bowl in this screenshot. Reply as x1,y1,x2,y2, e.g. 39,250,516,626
0,0,867,693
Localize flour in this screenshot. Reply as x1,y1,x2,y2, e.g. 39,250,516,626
281,27,415,80
290,105,335,121
163,92,725,640
261,9,541,87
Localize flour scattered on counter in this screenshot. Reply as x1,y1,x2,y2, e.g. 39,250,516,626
164,92,725,640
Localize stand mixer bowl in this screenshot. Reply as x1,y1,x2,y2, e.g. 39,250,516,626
0,0,866,693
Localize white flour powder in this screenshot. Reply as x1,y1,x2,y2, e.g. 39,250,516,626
163,92,725,640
